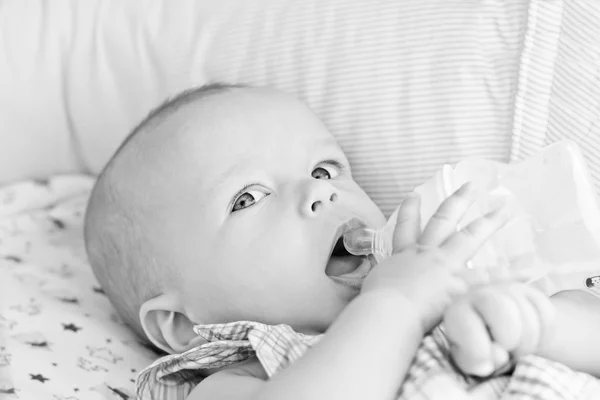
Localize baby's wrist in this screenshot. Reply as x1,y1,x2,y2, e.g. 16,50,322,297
358,289,425,336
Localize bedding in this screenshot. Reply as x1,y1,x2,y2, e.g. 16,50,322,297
0,176,158,400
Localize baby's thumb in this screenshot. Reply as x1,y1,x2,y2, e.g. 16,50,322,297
489,343,514,376
451,341,512,377
444,300,496,377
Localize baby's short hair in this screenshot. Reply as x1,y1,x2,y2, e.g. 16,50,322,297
84,83,244,340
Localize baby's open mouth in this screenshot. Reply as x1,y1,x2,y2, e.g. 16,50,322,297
325,220,376,290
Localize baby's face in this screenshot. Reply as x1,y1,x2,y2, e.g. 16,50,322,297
148,88,386,334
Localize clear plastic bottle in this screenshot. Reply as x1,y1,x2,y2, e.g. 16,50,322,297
343,165,454,262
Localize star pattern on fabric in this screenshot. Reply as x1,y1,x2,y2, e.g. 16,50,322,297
0,316,17,330
47,263,74,278
26,340,50,349
49,217,66,230
33,178,50,186
92,286,106,295
87,346,123,364
58,297,80,304
3,255,21,263
62,323,82,332
1,176,154,399
10,299,41,315
0,353,12,366
78,357,109,373
107,386,131,400
30,373,49,383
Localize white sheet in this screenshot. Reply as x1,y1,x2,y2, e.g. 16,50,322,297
0,176,157,400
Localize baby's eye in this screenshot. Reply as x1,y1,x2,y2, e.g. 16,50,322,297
231,189,268,212
312,161,342,180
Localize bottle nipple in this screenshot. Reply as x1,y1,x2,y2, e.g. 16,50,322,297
343,206,400,262
343,227,390,257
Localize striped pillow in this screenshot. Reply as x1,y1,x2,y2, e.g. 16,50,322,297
511,0,600,197
65,0,528,216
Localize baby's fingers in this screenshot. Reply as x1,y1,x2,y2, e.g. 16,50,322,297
444,299,496,376
502,286,544,358
392,192,422,252
446,284,555,378
472,287,524,355
419,182,477,247
442,203,512,262
520,286,556,353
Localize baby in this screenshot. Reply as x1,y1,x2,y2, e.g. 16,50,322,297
84,84,600,399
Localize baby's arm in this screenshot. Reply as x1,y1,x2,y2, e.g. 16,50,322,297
191,290,423,400
190,184,514,400
536,290,600,377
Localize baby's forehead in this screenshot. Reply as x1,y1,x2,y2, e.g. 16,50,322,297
152,88,332,155
119,88,339,194
172,88,317,129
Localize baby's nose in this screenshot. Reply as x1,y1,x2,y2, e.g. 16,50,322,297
301,180,339,217
311,192,339,212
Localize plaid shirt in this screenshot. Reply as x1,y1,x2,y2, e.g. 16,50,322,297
136,320,600,400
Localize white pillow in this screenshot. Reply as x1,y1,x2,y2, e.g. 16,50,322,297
0,0,528,215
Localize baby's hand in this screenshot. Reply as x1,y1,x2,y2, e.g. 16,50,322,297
444,283,555,377
362,182,523,333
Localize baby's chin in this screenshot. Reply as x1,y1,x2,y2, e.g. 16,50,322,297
288,293,352,335
267,280,359,335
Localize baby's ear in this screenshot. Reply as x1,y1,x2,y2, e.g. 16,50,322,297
140,294,206,354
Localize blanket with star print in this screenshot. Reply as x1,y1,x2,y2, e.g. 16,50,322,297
0,176,160,400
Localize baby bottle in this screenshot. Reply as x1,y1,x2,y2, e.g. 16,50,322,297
342,164,456,263
343,206,400,263
343,140,600,298
342,164,467,263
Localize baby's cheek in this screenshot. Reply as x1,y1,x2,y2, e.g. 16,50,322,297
346,188,386,225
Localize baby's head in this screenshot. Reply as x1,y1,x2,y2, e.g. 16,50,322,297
85,85,386,354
